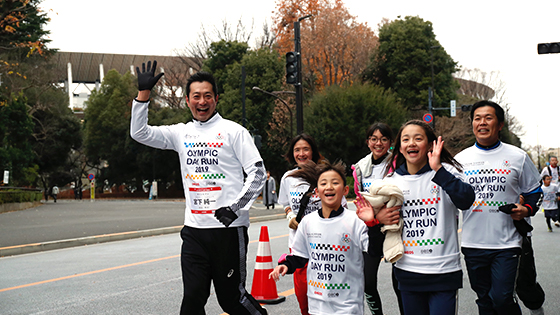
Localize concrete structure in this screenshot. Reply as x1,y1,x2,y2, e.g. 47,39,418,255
53,52,197,111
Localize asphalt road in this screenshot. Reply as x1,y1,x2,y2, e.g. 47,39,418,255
0,199,286,256
0,200,558,314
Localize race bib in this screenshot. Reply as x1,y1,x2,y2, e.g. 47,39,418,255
189,186,222,214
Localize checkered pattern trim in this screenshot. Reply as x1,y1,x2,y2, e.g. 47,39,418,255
325,283,351,290
464,169,512,176
403,197,441,207
185,173,226,180
184,142,224,148
308,280,350,290
290,191,304,197
472,200,508,207
403,238,444,246
309,243,351,251
308,280,326,289
363,182,371,189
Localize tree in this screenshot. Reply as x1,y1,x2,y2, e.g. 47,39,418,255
217,48,287,176
202,40,249,94
1,0,53,97
305,83,407,166
362,16,459,111
28,86,82,192
0,93,36,186
175,18,260,73
273,0,377,90
84,70,186,193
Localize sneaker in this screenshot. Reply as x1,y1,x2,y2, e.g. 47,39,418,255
555,222,560,227
548,228,553,232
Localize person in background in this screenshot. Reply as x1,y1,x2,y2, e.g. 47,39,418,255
541,156,559,185
262,171,277,209
541,174,560,231
277,133,324,315
352,122,403,315
51,185,59,203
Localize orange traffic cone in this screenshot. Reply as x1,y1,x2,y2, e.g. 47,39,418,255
251,225,286,304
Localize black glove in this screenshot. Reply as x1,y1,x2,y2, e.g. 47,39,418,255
214,206,238,227
498,204,533,237
136,60,164,91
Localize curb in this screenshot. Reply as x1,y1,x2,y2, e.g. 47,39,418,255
0,213,285,257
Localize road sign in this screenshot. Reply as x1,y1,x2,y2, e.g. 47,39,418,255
450,100,456,117
88,173,95,181
3,170,9,184
423,113,433,124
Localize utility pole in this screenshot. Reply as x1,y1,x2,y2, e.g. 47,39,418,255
293,15,311,134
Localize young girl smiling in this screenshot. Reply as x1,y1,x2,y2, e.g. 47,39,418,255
383,120,475,315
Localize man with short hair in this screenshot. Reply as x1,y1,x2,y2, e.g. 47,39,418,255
455,100,544,315
541,156,559,185
130,61,267,315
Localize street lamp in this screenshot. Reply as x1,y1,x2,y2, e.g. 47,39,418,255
428,45,440,129
252,86,294,137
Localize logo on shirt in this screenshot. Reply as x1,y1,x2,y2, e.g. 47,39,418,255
430,185,440,195
502,160,511,168
341,233,351,243
216,133,225,140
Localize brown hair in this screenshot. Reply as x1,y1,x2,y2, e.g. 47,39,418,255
289,160,347,189
386,120,462,176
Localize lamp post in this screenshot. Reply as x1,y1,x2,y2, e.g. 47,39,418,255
429,45,440,130
252,86,294,137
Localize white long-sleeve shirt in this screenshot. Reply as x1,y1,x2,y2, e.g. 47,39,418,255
130,99,265,228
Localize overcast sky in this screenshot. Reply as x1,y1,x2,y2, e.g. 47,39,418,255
41,0,560,150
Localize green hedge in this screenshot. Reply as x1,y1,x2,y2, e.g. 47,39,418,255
0,190,42,204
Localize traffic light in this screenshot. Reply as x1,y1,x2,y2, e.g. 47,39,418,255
285,52,298,85
537,42,560,54
461,104,472,112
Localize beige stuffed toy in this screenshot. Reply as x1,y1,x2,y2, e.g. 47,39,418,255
360,180,404,263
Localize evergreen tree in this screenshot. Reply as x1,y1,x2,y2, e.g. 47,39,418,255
362,16,459,111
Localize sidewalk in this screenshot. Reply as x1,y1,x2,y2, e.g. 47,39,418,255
0,199,286,257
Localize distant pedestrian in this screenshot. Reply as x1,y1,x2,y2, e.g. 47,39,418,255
541,156,559,185
52,186,59,203
262,171,277,209
541,175,560,231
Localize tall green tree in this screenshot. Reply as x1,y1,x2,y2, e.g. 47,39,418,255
202,40,249,94
29,86,82,192
305,83,407,166
0,93,36,186
362,16,459,111
0,0,79,189
217,48,287,177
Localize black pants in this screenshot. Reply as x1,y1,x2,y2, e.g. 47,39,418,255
463,247,522,315
516,237,545,310
180,226,267,315
364,252,383,314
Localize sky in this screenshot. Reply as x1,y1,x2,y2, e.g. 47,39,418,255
40,0,560,150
